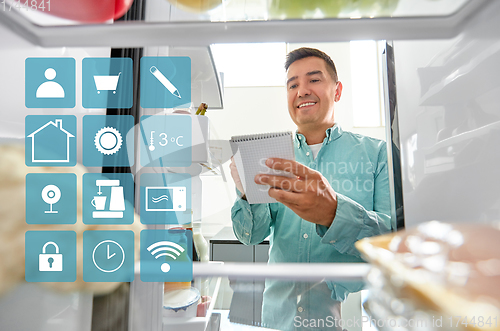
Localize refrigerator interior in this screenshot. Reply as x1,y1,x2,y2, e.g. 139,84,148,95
1,0,499,330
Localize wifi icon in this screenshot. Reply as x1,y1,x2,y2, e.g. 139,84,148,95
147,241,185,273
141,229,192,282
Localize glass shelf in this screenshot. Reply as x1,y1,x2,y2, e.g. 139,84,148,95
164,0,471,23
6,0,472,26
189,262,370,330
0,0,492,48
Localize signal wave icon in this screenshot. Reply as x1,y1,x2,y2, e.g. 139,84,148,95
147,241,185,273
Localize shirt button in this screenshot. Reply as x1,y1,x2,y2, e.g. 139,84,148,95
330,240,336,244
303,233,308,239
298,307,303,313
245,232,250,236
306,152,310,156
329,137,331,141
297,143,300,148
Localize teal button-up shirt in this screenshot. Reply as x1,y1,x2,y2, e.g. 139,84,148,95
231,124,392,330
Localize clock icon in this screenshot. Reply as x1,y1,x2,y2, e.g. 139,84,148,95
92,240,125,273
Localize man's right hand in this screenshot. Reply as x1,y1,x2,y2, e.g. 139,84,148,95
230,157,246,199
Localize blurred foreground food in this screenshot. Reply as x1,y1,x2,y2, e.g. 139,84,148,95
356,221,500,331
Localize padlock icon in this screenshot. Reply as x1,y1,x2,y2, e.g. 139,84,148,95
39,241,63,271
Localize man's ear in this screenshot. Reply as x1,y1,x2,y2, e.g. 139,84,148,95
335,81,343,102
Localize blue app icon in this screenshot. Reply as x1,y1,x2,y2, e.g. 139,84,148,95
140,229,192,282
25,57,76,108
25,115,77,167
140,173,191,225
140,115,192,167
26,173,77,224
25,231,77,283
82,173,135,225
83,231,134,282
82,115,134,167
140,57,191,109
82,58,133,109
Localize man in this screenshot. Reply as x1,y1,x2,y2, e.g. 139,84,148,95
230,47,392,330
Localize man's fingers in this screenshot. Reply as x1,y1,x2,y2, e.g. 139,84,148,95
255,174,305,192
230,160,238,177
266,158,318,178
230,156,245,195
268,188,302,205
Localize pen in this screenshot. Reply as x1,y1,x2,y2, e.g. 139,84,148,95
149,66,181,99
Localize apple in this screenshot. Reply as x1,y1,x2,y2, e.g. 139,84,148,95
45,0,134,23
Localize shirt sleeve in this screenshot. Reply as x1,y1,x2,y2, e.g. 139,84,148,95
316,145,392,258
327,279,366,302
231,189,276,245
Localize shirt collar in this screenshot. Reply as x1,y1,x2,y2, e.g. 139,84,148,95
294,123,343,148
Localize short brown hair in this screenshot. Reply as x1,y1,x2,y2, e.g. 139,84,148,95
285,47,338,82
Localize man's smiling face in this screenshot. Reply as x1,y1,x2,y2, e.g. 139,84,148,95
286,56,342,134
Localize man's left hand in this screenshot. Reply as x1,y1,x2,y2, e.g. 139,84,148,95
255,158,338,227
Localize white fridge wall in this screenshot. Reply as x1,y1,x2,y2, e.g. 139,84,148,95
394,1,500,228
0,22,108,331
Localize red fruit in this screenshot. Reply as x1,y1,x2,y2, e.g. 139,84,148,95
46,0,134,23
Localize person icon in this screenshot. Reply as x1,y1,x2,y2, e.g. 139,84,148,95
36,68,65,98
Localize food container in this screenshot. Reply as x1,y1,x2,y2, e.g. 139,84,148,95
356,221,500,331
163,287,201,318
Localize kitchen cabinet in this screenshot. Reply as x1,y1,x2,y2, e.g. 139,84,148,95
210,227,269,263
209,227,269,326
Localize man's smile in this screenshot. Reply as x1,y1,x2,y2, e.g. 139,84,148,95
297,101,317,109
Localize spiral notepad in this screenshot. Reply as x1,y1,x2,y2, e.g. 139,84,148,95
230,131,295,204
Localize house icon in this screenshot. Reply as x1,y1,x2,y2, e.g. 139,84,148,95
27,119,75,163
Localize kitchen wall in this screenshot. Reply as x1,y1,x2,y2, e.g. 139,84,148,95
201,41,387,238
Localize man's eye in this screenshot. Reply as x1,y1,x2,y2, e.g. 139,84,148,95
311,79,320,83
289,84,297,89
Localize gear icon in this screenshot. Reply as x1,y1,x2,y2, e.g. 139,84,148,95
94,127,123,155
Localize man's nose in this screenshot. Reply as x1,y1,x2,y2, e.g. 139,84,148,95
297,84,311,98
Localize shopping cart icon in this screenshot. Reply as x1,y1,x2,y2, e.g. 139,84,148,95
93,72,121,94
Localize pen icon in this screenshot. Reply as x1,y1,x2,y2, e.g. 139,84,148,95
149,66,181,99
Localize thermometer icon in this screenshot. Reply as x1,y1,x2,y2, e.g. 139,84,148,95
149,131,155,151
148,131,185,151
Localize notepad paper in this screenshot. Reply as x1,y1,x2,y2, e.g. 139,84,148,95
230,131,295,204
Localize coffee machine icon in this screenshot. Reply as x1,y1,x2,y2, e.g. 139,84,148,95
91,179,125,218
